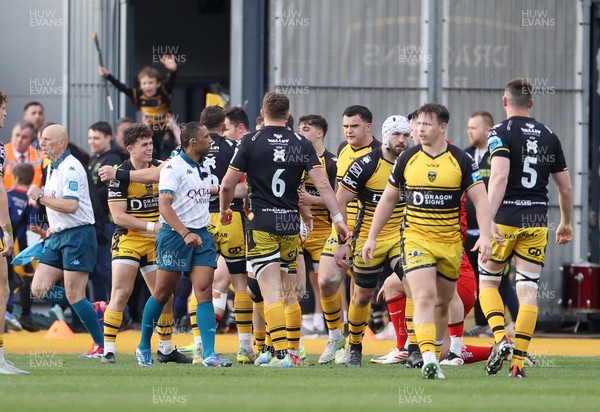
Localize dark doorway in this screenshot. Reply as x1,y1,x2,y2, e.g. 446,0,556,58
128,0,231,123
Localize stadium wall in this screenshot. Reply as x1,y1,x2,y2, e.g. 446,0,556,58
0,0,121,148
269,0,590,321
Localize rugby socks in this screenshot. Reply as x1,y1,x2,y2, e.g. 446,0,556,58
103,310,123,354
156,313,174,355
415,323,436,360
139,296,164,351
192,291,222,329
284,302,302,352
348,300,370,346
405,298,419,354
253,301,266,352
0,336,3,358
434,340,443,360
72,298,104,346
386,294,407,349
265,302,287,353
479,287,506,343
265,328,273,347
512,304,538,369
235,291,254,349
42,285,69,306
462,344,492,364
321,290,342,334
189,294,200,339
448,321,464,356
254,330,266,353
196,302,217,358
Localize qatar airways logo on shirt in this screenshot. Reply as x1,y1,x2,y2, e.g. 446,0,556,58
187,188,211,204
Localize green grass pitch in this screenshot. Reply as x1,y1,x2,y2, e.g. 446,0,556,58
2,355,599,412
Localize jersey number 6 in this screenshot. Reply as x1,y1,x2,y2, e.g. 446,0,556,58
272,168,286,197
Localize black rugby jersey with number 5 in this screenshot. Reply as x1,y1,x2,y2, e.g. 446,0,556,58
487,116,567,228
388,144,482,243
229,125,321,235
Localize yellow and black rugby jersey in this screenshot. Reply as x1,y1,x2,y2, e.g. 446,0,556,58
487,116,568,228
230,126,322,235
206,133,242,213
340,148,404,239
388,144,482,243
107,159,161,236
106,72,176,125
337,138,382,232
303,149,337,231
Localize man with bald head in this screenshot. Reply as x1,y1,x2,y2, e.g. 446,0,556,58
27,124,104,358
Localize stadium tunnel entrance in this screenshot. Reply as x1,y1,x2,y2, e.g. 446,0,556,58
128,0,231,124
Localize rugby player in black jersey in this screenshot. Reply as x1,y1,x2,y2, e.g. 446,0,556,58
219,92,350,368
480,79,573,378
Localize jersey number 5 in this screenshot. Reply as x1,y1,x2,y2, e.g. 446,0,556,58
521,156,538,188
272,168,286,197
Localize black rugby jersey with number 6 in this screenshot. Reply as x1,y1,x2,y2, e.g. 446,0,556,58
487,116,567,228
229,125,321,235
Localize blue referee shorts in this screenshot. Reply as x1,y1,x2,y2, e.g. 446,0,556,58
156,225,217,273
40,225,98,273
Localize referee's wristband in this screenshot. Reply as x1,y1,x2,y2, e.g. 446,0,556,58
332,213,343,224
116,169,130,181
146,222,156,232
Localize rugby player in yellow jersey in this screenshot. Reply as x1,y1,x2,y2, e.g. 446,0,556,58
480,79,573,378
335,115,410,367
102,123,190,364
297,115,337,337
365,103,495,379
317,105,381,364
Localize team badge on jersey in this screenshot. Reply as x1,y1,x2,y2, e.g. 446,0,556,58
428,171,437,182
205,155,217,169
526,137,539,155
273,147,286,162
